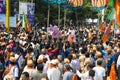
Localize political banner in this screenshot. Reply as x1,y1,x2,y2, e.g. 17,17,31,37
0,0,5,14
50,25,62,38
0,14,16,27
19,2,35,23
19,2,27,14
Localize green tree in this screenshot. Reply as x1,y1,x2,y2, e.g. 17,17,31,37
18,0,100,25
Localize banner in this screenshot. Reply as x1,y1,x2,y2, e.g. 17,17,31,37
0,0,5,14
0,14,16,27
49,25,62,38
19,2,27,14
19,2,35,23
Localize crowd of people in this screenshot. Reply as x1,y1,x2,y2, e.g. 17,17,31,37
0,23,120,80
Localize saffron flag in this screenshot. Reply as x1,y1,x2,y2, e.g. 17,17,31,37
106,0,109,4
26,17,32,33
115,0,120,27
22,12,26,28
102,24,111,43
99,22,106,33
109,63,116,80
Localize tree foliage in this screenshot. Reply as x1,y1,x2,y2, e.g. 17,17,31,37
18,0,113,25
34,0,99,25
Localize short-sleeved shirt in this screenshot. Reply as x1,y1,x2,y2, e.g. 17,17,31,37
63,71,74,80
31,70,48,80
93,66,105,80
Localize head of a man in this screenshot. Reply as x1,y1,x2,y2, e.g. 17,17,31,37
20,72,29,80
37,64,44,72
97,60,102,66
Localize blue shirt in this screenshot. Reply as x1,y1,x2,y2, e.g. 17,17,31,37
107,54,115,67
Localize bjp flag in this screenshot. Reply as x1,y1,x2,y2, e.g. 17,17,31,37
26,18,32,33
102,25,111,43
109,62,116,80
106,0,109,4
99,22,106,33
115,0,120,27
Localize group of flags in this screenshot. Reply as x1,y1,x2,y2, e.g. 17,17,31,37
16,13,32,33
107,0,120,27
99,0,120,43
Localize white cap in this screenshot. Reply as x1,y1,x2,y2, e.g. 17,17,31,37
50,60,57,65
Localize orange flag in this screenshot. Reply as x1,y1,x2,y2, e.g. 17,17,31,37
106,0,109,4
99,22,106,33
26,18,32,33
102,24,111,43
115,0,120,27
109,62,116,80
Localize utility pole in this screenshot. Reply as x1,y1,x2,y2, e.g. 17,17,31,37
6,0,10,32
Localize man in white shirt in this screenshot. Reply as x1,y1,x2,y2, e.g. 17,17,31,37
117,54,120,80
47,60,60,80
38,48,50,61
9,57,19,80
93,60,106,80
76,64,93,80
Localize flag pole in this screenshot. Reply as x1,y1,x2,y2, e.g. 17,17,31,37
6,0,10,32
98,11,100,39
47,4,50,39
101,9,104,22
47,5,50,28
75,10,78,28
58,4,60,27
64,6,67,37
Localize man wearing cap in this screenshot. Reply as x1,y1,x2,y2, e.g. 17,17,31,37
47,60,60,80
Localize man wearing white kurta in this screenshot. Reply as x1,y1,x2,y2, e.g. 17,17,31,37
47,60,60,80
